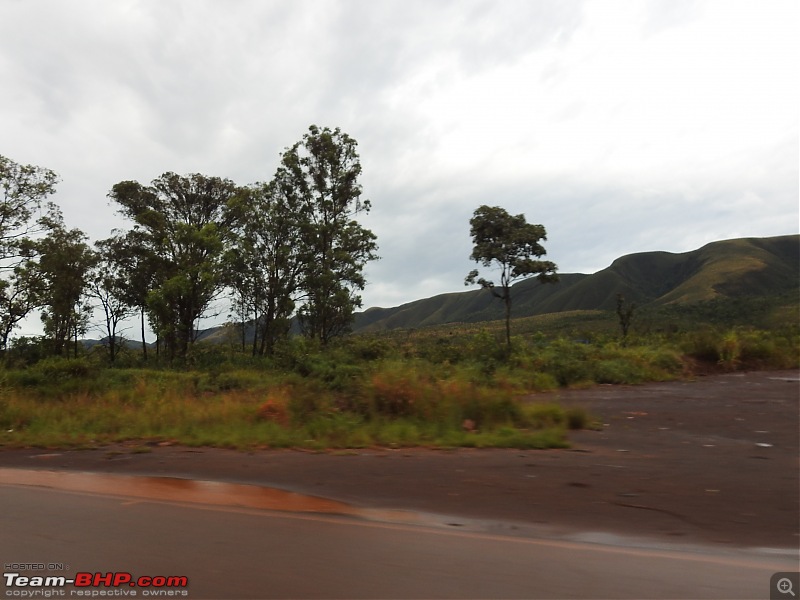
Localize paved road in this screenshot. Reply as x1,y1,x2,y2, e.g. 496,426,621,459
1,476,796,599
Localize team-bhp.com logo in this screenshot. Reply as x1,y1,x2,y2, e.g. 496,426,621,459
4,572,189,597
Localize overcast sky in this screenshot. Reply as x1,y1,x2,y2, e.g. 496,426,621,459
1,0,798,336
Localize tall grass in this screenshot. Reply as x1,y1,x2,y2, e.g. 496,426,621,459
0,358,578,450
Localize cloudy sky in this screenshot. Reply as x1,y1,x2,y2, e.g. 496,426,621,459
1,0,798,335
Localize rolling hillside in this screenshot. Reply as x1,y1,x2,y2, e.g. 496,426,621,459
352,234,799,332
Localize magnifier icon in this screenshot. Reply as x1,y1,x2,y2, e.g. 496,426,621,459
777,578,796,597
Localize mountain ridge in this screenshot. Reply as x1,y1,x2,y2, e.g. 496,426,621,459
352,234,799,332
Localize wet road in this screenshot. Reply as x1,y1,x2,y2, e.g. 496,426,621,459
1,471,796,599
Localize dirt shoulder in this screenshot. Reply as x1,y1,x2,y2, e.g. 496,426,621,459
1,370,798,550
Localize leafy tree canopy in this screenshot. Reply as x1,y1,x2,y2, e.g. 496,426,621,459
0,154,59,262
279,125,379,344
108,172,241,361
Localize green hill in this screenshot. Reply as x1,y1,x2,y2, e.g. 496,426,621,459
353,235,799,332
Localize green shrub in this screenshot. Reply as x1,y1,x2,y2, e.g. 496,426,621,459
35,356,97,380
340,337,392,361
682,328,721,362
737,329,799,368
206,369,269,392
646,348,684,374
592,359,641,384
565,407,590,430
549,357,592,386
717,331,741,370
457,391,522,428
522,403,565,428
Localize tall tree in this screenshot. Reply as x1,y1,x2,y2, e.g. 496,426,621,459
108,173,239,361
0,155,60,348
89,238,142,362
465,205,558,352
279,125,378,344
37,222,96,357
97,231,161,360
0,247,44,353
0,154,59,264
226,178,304,356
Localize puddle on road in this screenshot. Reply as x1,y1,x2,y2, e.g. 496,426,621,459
0,467,429,526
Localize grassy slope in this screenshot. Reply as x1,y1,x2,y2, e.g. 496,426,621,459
657,235,799,303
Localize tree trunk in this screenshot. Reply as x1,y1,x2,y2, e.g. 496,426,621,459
251,311,260,357
504,288,512,354
109,331,116,363
140,308,147,361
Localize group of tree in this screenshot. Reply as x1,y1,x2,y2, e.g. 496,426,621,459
3,124,581,365
0,125,378,363
0,155,94,356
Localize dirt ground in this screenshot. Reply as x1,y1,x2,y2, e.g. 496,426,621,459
1,370,798,550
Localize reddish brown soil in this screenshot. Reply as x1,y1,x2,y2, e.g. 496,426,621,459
1,370,797,550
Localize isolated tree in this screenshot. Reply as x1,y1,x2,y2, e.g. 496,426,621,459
279,125,378,344
465,205,558,352
37,222,96,357
109,173,240,361
226,178,304,355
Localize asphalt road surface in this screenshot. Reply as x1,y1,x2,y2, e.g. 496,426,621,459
1,475,796,600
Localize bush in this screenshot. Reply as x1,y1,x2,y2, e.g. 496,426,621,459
565,407,590,430
34,356,97,380
339,337,392,361
523,403,565,428
678,326,799,371
457,390,522,429
682,328,721,362
646,348,684,374
737,328,799,369
549,357,593,387
592,359,643,384
515,370,559,391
